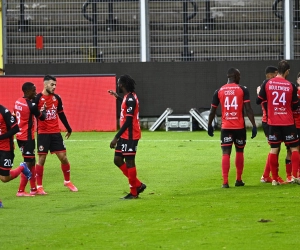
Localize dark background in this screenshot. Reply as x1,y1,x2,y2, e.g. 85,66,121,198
6,60,300,117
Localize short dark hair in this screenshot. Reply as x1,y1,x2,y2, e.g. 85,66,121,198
277,60,290,75
297,72,300,79
227,68,239,77
265,66,278,74
118,74,136,92
22,82,35,93
44,74,56,81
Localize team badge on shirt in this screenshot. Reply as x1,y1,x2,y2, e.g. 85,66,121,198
39,145,44,151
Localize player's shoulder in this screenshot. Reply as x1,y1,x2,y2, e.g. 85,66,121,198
35,93,43,101
126,93,136,101
0,105,10,115
53,93,62,101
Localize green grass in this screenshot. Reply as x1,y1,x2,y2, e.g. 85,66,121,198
1,130,300,249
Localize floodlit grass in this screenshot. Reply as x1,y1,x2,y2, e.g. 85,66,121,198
1,130,300,249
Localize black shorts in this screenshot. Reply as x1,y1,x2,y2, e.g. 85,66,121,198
0,151,15,176
115,138,139,160
268,125,299,148
17,139,36,162
37,133,66,154
221,128,246,148
262,121,269,137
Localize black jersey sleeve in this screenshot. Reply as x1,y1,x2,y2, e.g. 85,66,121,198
56,94,64,113
292,83,299,110
240,85,250,101
257,81,267,104
211,89,220,107
0,105,19,140
125,94,136,116
27,100,46,121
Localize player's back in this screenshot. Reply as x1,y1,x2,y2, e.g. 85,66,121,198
14,97,34,140
265,77,295,126
218,83,246,129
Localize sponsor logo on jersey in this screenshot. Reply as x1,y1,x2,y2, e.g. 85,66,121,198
128,98,133,101
127,107,132,112
10,116,15,123
230,112,237,116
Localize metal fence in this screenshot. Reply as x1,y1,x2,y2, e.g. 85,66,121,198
3,0,299,64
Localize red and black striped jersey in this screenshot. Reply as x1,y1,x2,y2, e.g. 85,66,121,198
35,93,63,134
120,92,141,140
211,83,250,129
14,97,44,140
0,105,18,151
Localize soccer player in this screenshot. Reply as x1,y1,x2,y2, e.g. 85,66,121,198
34,75,78,194
257,60,300,185
207,68,257,188
108,75,146,199
0,104,32,207
14,82,46,196
257,66,292,184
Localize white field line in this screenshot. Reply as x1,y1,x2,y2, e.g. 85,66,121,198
63,139,267,143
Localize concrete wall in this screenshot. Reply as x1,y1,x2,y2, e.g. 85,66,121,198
5,60,300,118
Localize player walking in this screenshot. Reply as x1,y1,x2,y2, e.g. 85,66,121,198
108,75,146,199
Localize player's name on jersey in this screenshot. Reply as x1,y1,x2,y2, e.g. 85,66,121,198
268,85,290,91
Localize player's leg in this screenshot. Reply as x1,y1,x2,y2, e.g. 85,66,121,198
51,133,78,192
233,128,246,187
114,138,144,192
261,122,272,182
285,147,292,182
268,126,282,185
36,134,50,195
282,125,299,183
0,151,31,183
220,129,233,188
16,140,36,196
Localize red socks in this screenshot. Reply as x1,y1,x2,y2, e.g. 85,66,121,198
61,163,70,182
29,166,37,190
269,153,279,181
235,152,244,181
291,151,299,178
285,159,292,177
35,164,44,186
10,165,23,179
119,163,141,187
127,167,138,196
263,154,271,178
18,173,28,192
222,154,230,184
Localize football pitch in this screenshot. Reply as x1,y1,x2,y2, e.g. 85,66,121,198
1,130,300,249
